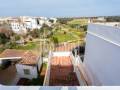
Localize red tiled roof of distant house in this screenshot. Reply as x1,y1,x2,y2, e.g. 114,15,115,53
0,49,39,65
18,51,39,65
0,49,24,58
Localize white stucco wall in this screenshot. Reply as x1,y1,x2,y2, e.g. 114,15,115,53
43,51,53,86
16,64,38,79
84,24,120,85
53,52,70,56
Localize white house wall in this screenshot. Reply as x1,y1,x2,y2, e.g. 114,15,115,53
84,24,120,85
16,64,38,79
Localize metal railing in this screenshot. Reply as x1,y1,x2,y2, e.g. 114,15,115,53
70,53,88,86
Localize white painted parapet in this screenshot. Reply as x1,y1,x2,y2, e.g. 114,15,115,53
53,52,71,57
70,53,87,86
43,51,53,86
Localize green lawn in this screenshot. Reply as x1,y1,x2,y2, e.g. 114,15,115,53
67,19,88,26
15,42,39,50
52,32,77,43
50,24,86,43
0,42,40,54
71,30,86,38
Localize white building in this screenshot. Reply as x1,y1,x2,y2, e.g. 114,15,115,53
0,16,57,34
15,51,41,79
37,17,57,27
20,16,42,30
89,17,106,23
0,49,42,80
7,16,42,34
49,18,57,24
84,24,120,85
8,19,27,34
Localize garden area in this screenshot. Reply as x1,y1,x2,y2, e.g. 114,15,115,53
51,30,77,43
49,18,88,44
0,41,40,54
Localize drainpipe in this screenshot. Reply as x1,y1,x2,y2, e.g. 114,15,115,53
73,49,77,72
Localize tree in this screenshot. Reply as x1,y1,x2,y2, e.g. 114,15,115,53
27,29,40,38
51,37,59,47
5,41,17,49
49,19,54,23
106,16,120,22
40,24,53,38
14,35,21,41
58,18,73,24
0,28,14,38
0,33,10,44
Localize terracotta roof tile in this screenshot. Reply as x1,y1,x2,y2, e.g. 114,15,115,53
0,49,39,65
19,51,39,65
0,49,24,58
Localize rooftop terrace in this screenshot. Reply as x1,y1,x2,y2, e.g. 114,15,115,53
49,56,79,86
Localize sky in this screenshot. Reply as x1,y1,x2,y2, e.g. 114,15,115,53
0,0,120,17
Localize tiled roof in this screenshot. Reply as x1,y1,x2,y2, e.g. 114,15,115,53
0,49,24,58
0,49,38,65
19,51,39,65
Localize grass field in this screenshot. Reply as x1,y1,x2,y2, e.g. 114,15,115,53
52,33,76,43
67,19,88,26
15,42,39,50
51,23,86,43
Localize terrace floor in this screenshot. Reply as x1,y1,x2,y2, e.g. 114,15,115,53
49,56,79,86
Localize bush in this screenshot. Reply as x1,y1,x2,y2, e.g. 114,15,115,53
5,42,17,49
0,33,10,44
15,35,21,41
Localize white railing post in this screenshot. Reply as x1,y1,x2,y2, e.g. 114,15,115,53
70,52,87,86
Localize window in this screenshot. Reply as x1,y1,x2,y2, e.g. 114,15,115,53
23,69,30,75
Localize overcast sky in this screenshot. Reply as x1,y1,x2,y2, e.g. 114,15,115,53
0,0,120,17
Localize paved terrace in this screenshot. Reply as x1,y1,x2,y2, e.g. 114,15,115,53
49,56,79,86
44,43,86,86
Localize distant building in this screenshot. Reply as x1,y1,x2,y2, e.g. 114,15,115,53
49,18,57,24
0,16,57,34
20,16,42,30
89,17,106,23
7,18,27,34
